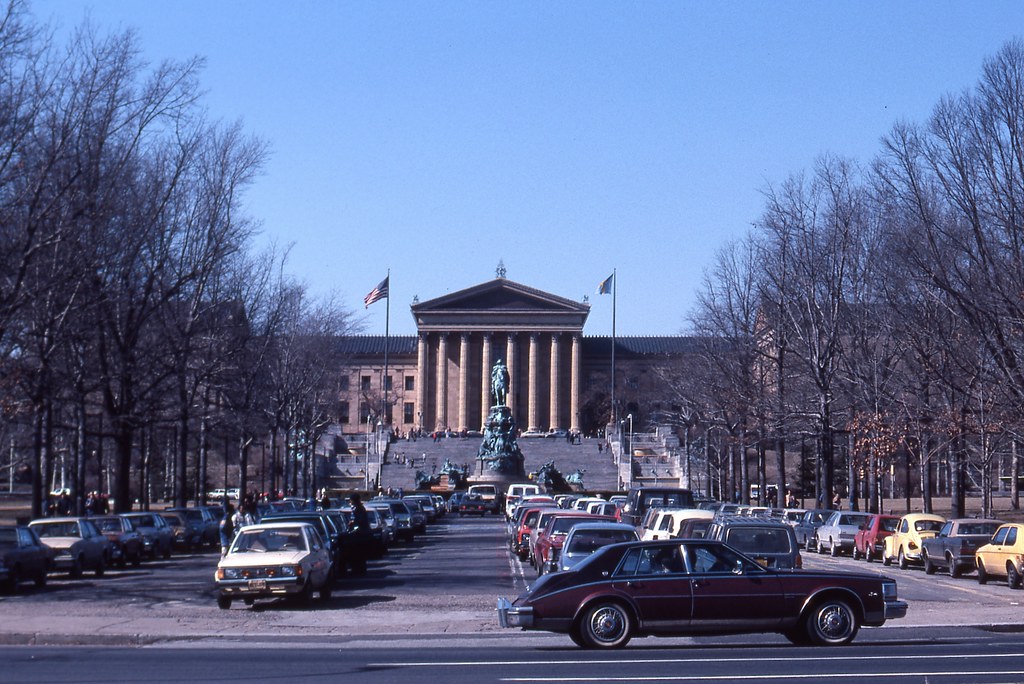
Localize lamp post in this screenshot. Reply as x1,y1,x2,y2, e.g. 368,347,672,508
624,413,634,489
365,415,372,491
376,420,383,493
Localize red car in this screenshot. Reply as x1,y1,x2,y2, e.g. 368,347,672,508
533,512,616,575
498,538,908,648
511,506,558,561
852,514,900,562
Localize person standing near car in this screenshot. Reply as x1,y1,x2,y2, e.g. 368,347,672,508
219,502,235,556
349,494,370,576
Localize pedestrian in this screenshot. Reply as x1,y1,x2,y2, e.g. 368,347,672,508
349,493,370,576
219,502,236,556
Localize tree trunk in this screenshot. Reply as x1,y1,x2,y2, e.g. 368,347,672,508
1012,438,1020,511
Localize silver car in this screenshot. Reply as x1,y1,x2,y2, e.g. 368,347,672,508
816,511,873,557
555,522,639,573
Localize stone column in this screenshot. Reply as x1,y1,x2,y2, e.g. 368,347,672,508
528,333,540,432
570,334,582,434
416,333,428,431
436,333,448,431
506,333,517,414
480,333,492,427
458,332,470,432
549,333,561,431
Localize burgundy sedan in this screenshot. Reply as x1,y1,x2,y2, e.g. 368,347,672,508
498,539,907,649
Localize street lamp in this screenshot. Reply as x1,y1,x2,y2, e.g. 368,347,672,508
365,415,372,491
623,413,634,489
376,420,383,493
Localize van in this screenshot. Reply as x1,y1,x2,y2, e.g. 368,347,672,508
504,483,541,518
621,486,695,529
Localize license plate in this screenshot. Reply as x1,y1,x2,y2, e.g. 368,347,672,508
248,579,267,590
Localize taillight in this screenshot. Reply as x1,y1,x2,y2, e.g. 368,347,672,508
795,552,802,569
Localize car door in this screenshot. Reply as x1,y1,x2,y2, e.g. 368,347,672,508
611,544,692,631
685,542,785,630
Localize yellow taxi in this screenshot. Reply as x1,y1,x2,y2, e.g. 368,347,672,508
882,512,945,569
975,523,1024,588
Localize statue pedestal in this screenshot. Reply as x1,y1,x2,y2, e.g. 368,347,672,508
476,404,525,479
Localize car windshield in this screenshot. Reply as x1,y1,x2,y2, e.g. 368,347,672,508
567,530,635,554
725,527,792,553
94,518,123,533
915,520,944,533
33,522,79,537
551,518,587,534
163,514,184,526
960,522,1001,536
132,515,156,526
233,528,307,553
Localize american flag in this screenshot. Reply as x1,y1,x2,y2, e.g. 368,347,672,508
363,276,389,308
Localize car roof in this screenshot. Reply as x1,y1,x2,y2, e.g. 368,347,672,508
238,522,316,532
566,522,636,532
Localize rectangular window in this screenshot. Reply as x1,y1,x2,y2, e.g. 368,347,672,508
339,376,349,391
361,375,371,391
359,402,370,423
405,376,415,391
404,402,415,424
384,376,393,392
338,401,350,424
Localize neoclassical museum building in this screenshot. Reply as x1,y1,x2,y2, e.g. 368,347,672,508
335,276,701,436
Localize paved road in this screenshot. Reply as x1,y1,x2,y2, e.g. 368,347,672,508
0,512,1022,648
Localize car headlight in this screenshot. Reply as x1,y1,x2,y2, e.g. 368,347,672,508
219,568,244,580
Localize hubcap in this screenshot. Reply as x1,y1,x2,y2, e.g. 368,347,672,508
590,607,626,643
817,604,852,640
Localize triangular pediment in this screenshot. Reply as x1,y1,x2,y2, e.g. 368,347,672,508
411,278,589,332
413,278,589,314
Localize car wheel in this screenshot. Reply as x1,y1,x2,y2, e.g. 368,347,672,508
864,547,873,563
298,579,314,605
851,545,861,561
69,557,83,579
162,544,171,560
923,551,935,575
816,539,825,554
977,561,988,585
568,629,587,648
947,554,960,578
898,548,909,570
783,628,811,646
1008,563,1022,590
33,569,46,589
216,595,232,610
805,537,815,552
804,599,859,646
319,583,332,602
94,558,105,578
131,552,141,567
829,539,839,557
577,601,633,649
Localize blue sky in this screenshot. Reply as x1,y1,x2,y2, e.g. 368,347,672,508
37,1,1024,337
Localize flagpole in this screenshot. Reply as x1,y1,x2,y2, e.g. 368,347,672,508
383,269,390,426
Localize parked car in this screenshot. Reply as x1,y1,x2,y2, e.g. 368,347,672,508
119,512,174,559
620,487,695,529
510,505,558,560
160,511,202,552
921,518,1003,577
92,515,144,566
466,484,499,514
677,516,713,539
370,499,416,542
792,509,836,551
815,511,873,556
403,495,438,522
555,522,639,573
458,494,490,517
0,525,51,592
852,514,900,562
641,509,713,541
497,538,907,648
883,513,946,569
29,517,109,578
975,523,1024,588
261,511,345,576
165,507,218,548
534,512,616,575
215,522,333,609
705,517,802,569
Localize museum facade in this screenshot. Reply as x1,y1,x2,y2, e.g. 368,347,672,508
335,277,702,436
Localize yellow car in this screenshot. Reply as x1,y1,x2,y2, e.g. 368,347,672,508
975,523,1024,588
882,513,945,569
